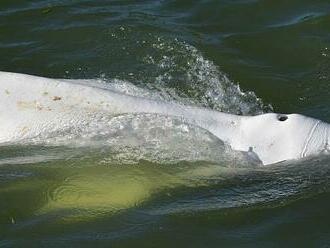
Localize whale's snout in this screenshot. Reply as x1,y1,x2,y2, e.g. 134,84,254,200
236,113,330,165
302,119,330,158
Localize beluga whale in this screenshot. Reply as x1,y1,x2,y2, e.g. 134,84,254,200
0,71,329,165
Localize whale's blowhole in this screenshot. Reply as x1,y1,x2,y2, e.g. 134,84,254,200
277,115,288,122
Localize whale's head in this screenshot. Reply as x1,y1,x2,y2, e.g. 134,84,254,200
238,113,330,165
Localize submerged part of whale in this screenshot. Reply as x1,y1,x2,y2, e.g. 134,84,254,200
0,71,329,165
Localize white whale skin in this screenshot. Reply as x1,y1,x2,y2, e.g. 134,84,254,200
0,71,329,165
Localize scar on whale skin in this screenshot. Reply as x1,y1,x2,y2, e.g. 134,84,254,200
16,100,50,111
17,100,38,110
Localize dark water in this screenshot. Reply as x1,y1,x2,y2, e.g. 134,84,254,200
1,1,330,247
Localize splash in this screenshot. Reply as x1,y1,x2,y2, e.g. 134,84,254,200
143,39,268,115
103,27,270,114
24,113,259,166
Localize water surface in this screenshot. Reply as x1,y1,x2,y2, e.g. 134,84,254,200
0,0,330,247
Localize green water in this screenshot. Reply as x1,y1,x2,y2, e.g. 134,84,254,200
1,1,330,247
